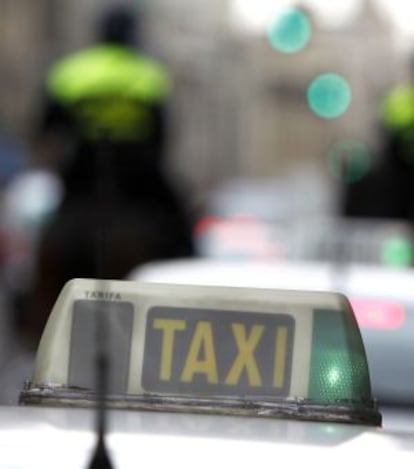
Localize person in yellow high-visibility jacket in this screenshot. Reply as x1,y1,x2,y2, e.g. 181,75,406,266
380,83,414,165
24,5,194,342
343,80,414,221
40,5,174,202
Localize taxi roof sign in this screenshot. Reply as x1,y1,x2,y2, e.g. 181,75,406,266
20,279,381,426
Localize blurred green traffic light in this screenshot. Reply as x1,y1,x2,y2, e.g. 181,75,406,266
307,73,351,119
267,8,311,54
381,237,412,267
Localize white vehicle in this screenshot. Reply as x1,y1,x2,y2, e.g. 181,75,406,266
2,404,414,469
3,277,413,468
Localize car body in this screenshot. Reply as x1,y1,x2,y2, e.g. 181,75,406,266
1,404,414,469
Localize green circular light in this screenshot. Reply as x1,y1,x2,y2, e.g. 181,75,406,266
267,8,311,54
381,237,412,267
328,139,371,184
307,73,351,119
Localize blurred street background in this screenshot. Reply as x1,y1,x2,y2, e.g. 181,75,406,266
0,0,413,404
1,0,412,196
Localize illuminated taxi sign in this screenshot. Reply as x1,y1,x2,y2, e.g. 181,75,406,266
21,279,381,426
143,307,294,397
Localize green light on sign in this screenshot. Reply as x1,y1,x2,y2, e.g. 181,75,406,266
328,139,371,184
327,367,341,387
309,309,372,403
307,73,351,119
267,9,311,54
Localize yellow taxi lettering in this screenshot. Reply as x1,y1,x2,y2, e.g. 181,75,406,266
153,318,186,381
225,324,264,387
144,307,294,396
180,321,218,384
273,326,288,388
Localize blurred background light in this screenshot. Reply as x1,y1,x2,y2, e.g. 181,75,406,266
230,0,361,33
304,0,361,29
229,0,290,34
267,8,311,54
327,139,371,184
230,0,414,41
307,73,352,119
4,170,64,230
381,236,413,267
375,0,414,37
351,298,406,330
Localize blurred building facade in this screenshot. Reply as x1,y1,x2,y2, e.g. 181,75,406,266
0,0,411,203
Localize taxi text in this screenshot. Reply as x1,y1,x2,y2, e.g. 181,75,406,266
142,307,294,397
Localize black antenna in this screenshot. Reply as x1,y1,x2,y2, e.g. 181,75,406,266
87,137,115,469
88,314,112,469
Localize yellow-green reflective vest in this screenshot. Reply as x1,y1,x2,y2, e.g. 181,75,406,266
381,84,414,131
47,44,171,140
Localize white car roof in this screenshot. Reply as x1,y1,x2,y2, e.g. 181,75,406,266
129,259,414,301
1,406,414,469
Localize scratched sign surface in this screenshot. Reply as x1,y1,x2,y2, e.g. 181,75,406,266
142,307,295,397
